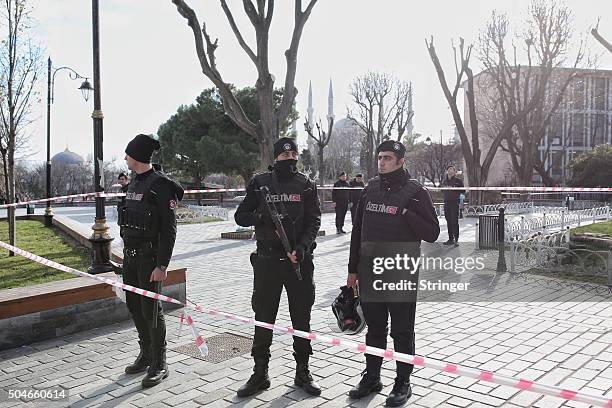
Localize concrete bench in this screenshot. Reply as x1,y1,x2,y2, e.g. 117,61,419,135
0,214,186,351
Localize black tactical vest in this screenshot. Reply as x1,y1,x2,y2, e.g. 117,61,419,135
360,176,423,243
252,171,309,248
119,171,163,241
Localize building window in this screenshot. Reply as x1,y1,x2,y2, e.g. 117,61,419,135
572,79,585,110
569,113,584,146
591,113,606,146
549,113,563,146
593,77,606,110
551,151,563,176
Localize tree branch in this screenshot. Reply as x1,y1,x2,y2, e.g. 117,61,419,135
172,0,258,136
591,24,612,54
220,0,258,65
277,0,318,126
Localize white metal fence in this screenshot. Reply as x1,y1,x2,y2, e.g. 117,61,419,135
505,206,611,241
176,205,229,222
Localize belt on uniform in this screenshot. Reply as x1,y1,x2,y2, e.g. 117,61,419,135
256,252,288,261
123,240,156,258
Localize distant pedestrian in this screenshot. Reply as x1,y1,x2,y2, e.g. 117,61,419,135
332,172,350,234
441,165,464,246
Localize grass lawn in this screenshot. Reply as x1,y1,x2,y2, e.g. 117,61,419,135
571,220,612,236
526,220,612,285
0,220,90,290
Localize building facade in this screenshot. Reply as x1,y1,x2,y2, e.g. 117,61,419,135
463,68,612,186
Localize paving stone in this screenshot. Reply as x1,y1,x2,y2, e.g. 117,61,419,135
2,210,611,407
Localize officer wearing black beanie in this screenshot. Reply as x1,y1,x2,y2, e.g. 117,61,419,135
119,134,184,388
234,136,322,398
125,133,161,164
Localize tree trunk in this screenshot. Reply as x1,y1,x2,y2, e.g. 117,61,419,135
2,152,9,205
7,134,16,257
194,175,202,206
256,76,277,169
365,130,374,179
317,145,324,186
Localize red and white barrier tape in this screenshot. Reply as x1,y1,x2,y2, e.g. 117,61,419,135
1,239,610,406
0,191,124,209
2,185,611,209
0,240,206,356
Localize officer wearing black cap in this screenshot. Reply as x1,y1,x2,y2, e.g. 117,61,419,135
349,173,365,223
346,140,439,406
234,137,322,398
119,134,184,388
332,171,350,233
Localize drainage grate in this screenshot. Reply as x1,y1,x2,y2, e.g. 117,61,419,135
172,332,252,363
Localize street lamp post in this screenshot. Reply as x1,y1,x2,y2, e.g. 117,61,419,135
45,58,93,227
88,0,113,274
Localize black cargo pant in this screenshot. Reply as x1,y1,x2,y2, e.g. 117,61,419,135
250,252,315,359
444,200,460,241
361,301,417,379
123,242,166,352
350,201,358,223
335,202,348,230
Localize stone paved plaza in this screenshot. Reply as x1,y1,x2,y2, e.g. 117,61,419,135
0,207,611,407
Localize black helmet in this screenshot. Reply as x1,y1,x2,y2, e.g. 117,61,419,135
331,286,366,335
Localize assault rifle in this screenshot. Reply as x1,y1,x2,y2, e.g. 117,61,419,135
259,185,302,281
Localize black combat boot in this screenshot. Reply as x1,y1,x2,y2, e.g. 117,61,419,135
348,369,383,399
237,357,270,397
125,340,151,374
293,353,321,396
385,377,412,407
141,347,169,388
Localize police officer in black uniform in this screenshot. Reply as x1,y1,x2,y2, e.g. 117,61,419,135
332,172,350,233
234,137,322,398
347,140,439,406
441,165,464,246
119,134,184,388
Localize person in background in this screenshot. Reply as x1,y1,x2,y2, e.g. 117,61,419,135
332,172,350,234
441,165,464,246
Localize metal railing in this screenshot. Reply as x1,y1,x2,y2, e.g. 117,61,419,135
505,206,611,241
176,205,229,222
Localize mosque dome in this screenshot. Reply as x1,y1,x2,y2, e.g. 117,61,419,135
52,147,84,165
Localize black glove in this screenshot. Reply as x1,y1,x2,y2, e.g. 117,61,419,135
294,244,306,263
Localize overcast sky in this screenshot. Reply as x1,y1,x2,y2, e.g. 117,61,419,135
22,0,612,165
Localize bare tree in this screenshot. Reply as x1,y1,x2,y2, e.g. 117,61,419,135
0,0,43,254
347,72,413,178
478,1,587,186
426,37,514,204
406,141,462,187
591,18,612,54
324,119,362,180
172,0,318,168
304,116,333,186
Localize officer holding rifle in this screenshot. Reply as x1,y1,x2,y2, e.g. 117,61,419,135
234,137,322,398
